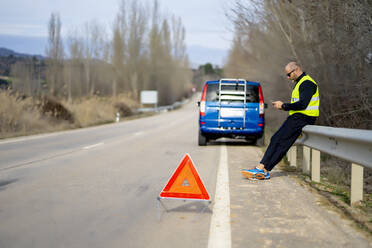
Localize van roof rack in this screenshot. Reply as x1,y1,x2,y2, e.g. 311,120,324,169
219,78,246,82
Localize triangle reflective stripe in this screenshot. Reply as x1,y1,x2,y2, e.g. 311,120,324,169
159,154,210,200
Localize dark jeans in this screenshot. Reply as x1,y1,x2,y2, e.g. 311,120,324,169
261,114,316,171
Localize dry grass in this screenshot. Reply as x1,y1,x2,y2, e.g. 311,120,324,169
64,94,139,127
0,92,140,139
65,97,116,127
0,91,69,138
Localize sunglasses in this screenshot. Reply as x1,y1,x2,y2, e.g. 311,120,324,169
286,69,295,77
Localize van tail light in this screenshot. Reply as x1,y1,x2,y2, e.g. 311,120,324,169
200,84,207,116
258,85,264,118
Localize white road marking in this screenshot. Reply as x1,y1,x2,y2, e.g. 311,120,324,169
83,142,104,150
208,145,231,248
0,123,112,145
133,131,144,136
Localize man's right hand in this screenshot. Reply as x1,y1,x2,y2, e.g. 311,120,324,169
272,101,283,110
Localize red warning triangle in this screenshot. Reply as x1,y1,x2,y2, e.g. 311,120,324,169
160,154,210,200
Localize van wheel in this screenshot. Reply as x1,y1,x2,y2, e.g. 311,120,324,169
198,130,207,146
256,133,265,147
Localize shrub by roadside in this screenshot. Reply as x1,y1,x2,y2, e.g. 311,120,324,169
64,97,116,127
63,94,139,127
39,96,75,123
0,91,72,138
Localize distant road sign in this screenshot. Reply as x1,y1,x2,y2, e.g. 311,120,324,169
141,91,158,105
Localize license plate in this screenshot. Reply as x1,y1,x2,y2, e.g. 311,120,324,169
220,108,244,117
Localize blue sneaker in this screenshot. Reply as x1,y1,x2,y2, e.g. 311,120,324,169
241,167,270,180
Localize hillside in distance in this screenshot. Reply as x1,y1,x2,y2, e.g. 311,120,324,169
0,47,45,76
0,47,44,59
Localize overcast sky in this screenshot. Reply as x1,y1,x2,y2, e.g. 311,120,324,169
0,0,234,66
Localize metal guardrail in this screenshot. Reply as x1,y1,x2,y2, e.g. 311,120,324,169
288,125,372,205
114,99,190,122
136,99,189,113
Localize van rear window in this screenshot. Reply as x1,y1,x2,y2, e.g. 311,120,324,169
206,83,259,102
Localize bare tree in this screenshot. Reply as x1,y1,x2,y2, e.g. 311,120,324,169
171,16,186,61
148,0,161,92
45,12,64,96
225,0,372,129
170,16,192,101
111,22,124,97
36,1,194,106
66,29,84,101
111,0,130,95
127,0,147,100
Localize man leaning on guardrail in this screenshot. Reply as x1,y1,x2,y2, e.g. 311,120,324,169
241,62,320,180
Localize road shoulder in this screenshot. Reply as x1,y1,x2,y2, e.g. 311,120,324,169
227,143,372,248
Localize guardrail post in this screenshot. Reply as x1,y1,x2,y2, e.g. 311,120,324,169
303,146,311,174
311,149,320,182
290,146,297,167
351,163,364,205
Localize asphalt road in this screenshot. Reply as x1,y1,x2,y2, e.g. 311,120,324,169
0,99,220,248
0,98,371,248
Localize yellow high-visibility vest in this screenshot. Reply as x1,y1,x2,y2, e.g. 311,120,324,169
289,75,319,117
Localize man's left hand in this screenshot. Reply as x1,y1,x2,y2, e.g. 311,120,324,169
272,101,283,110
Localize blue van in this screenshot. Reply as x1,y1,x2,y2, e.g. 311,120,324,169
198,78,267,146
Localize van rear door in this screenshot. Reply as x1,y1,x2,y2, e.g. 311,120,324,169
204,81,259,129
